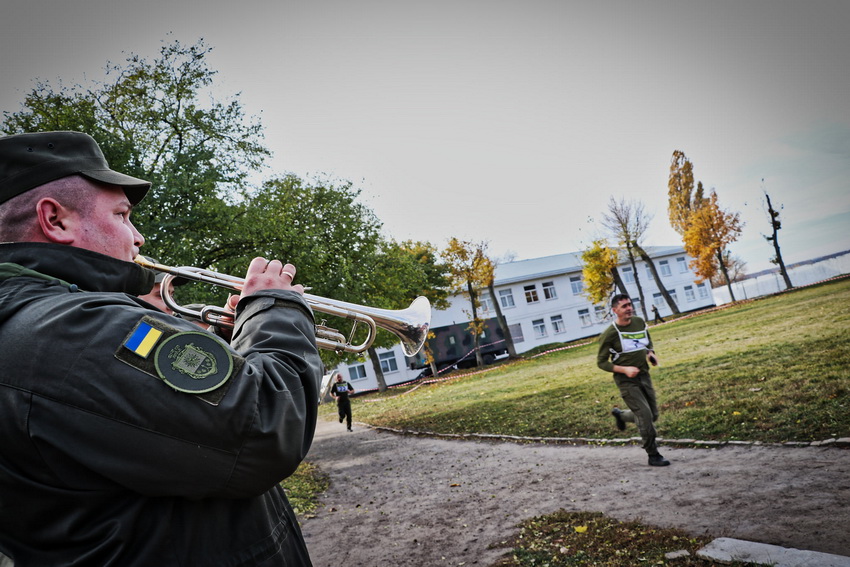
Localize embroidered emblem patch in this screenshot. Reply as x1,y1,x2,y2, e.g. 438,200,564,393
154,331,234,393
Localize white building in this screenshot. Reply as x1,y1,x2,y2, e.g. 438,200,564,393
334,245,714,393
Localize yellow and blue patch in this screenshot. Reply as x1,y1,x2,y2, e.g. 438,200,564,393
123,320,164,358
116,315,243,405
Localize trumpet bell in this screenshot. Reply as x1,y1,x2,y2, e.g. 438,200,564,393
365,295,431,357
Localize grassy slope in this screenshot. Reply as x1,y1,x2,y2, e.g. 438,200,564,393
345,277,850,444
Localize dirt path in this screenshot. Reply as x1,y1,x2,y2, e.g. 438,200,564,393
300,419,850,566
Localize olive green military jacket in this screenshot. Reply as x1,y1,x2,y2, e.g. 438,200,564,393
0,242,322,566
596,316,654,375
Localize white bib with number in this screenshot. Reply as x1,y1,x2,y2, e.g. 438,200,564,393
614,323,650,353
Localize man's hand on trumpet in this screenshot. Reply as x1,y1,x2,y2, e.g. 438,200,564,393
208,258,304,341
225,257,305,313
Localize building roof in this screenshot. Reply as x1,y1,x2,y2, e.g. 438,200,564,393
493,245,685,286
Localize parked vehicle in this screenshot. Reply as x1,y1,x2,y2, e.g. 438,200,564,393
410,317,508,376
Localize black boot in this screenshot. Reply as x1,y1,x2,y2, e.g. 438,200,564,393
611,408,626,431
648,454,670,467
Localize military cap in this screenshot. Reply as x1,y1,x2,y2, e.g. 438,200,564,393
0,131,151,205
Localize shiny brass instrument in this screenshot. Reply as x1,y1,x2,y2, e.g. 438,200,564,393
134,256,431,356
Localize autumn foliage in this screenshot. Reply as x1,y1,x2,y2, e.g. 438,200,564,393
580,240,620,305
668,151,744,297
682,191,743,284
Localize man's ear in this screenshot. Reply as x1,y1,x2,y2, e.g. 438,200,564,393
35,197,78,245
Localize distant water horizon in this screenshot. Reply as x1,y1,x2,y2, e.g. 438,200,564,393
712,249,850,304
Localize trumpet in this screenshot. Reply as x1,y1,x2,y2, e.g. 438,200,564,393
135,256,431,356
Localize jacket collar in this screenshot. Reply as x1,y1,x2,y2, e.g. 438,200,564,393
0,242,154,295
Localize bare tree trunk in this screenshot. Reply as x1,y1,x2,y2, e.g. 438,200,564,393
626,244,649,320
488,280,517,359
636,246,680,314
367,345,387,393
611,267,628,296
765,192,793,290
717,248,736,302
467,280,484,367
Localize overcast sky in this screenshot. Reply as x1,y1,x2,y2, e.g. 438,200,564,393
2,0,848,273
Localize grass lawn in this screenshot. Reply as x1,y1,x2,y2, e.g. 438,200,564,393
342,277,850,445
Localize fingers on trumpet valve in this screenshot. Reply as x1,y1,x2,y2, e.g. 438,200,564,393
257,258,296,280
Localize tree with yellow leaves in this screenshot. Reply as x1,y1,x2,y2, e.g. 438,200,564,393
668,150,706,236
580,239,627,307
683,190,744,300
669,150,744,301
441,238,494,367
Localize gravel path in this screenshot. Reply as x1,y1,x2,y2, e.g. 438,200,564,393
300,418,850,566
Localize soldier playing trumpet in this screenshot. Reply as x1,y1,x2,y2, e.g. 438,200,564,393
0,131,322,566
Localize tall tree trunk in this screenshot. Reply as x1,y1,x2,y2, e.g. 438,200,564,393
636,246,680,314
488,280,517,359
611,267,628,296
765,192,793,290
367,345,388,393
467,280,484,367
717,248,736,302
626,244,649,320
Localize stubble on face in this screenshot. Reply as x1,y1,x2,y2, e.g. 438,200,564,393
72,181,145,262
612,300,634,325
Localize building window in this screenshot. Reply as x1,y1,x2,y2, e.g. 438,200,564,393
659,260,671,277
578,309,592,327
684,285,696,302
499,289,515,309
570,276,583,295
378,352,398,373
509,323,524,343
633,297,642,314
667,289,678,304
622,266,635,283
645,264,653,279
653,293,664,307
677,257,688,273
349,364,367,381
697,282,709,299
524,285,539,304
532,319,547,338
480,293,494,312
594,305,608,322
550,314,565,334
542,281,557,300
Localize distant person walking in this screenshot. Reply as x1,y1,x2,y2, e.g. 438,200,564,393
651,304,664,323
330,372,355,431
597,294,670,466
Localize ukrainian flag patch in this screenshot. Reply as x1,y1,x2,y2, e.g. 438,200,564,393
116,315,244,405
124,320,164,358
